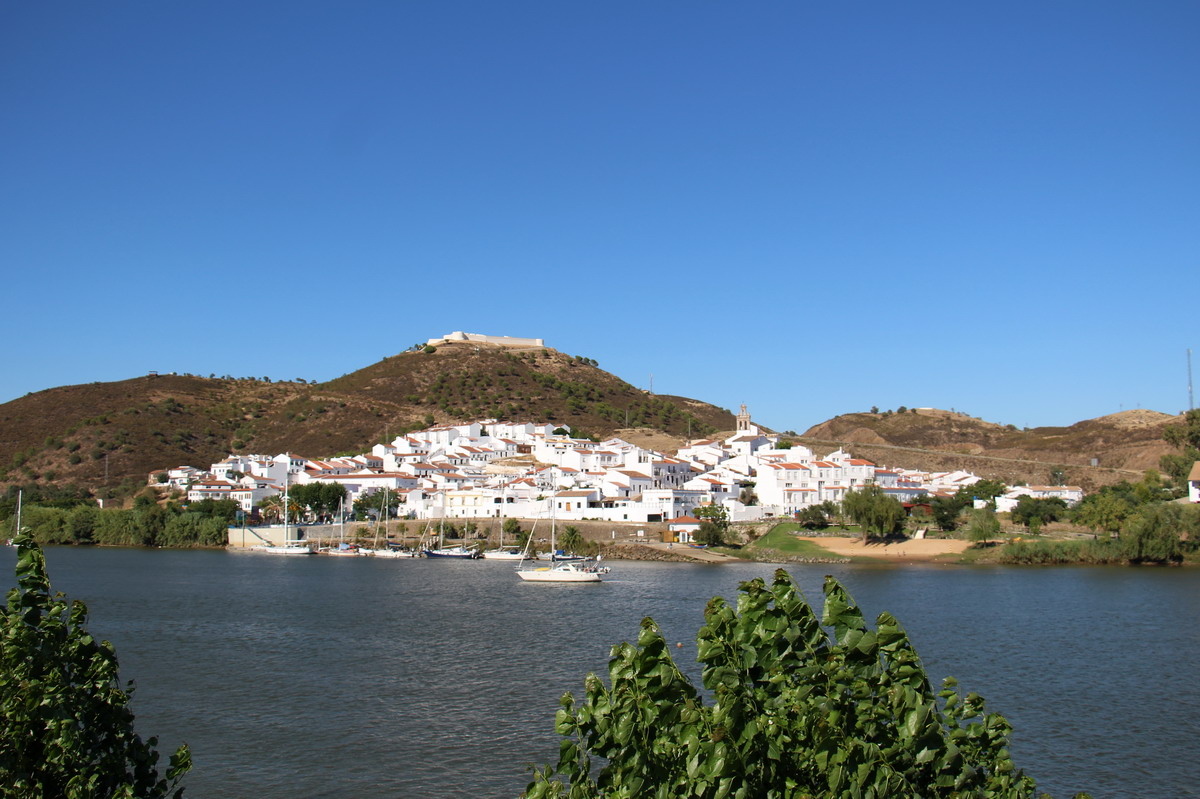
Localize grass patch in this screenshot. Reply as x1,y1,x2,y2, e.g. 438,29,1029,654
712,547,759,561
760,522,861,538
937,544,997,564
749,523,854,561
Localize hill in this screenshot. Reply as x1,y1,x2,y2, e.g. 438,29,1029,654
0,342,733,500
1,340,1185,500
796,407,1180,491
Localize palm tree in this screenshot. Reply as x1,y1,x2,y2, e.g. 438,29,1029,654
258,495,282,524
257,495,301,525
558,525,583,555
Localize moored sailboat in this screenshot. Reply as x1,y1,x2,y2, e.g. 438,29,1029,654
515,495,607,583
423,518,479,559
482,488,526,559
257,473,313,555
318,499,360,555
5,490,23,546
482,546,525,560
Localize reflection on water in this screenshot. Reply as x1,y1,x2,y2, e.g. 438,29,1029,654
4,548,1197,798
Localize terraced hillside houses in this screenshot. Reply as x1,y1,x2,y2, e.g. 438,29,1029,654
153,407,1010,524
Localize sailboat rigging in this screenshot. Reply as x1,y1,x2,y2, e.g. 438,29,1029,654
320,498,359,556
372,490,419,558
423,514,479,558
260,469,313,554
5,490,22,545
515,492,608,583
483,483,523,560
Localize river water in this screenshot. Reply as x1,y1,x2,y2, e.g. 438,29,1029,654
3,548,1197,798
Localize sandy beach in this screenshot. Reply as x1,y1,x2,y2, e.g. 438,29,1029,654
797,536,972,562
613,537,973,564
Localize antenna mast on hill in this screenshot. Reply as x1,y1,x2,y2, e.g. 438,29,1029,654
1188,348,1194,411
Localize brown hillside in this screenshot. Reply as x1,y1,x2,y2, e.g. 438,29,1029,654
321,343,732,438
798,408,1180,491
0,344,733,499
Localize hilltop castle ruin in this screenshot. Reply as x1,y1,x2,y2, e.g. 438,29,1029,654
426,331,545,349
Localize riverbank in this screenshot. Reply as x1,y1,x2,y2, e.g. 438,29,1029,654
735,523,975,564
598,532,952,565
601,541,741,563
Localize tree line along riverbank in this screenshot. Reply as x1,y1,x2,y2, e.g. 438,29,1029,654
4,477,1199,567
728,468,1200,566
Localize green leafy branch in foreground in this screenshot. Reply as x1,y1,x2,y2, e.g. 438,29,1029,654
0,533,190,798
524,570,1089,799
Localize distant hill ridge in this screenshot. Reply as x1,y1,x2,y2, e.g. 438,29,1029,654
796,407,1179,491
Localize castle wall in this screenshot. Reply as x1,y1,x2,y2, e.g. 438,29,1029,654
427,331,545,348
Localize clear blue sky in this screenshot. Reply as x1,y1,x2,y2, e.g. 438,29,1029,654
3,2,1197,433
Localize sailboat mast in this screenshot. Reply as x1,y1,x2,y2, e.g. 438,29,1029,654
283,469,290,544
376,490,387,548
498,483,506,546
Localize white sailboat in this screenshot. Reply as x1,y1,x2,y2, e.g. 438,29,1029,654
258,472,313,555
5,490,21,545
483,484,524,560
372,499,419,558
424,516,479,559
319,499,358,556
482,544,525,560
354,493,386,557
516,494,607,583
373,543,420,558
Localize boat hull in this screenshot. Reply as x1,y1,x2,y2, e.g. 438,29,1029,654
482,549,525,560
516,567,602,583
371,549,420,558
423,548,478,559
254,545,313,555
